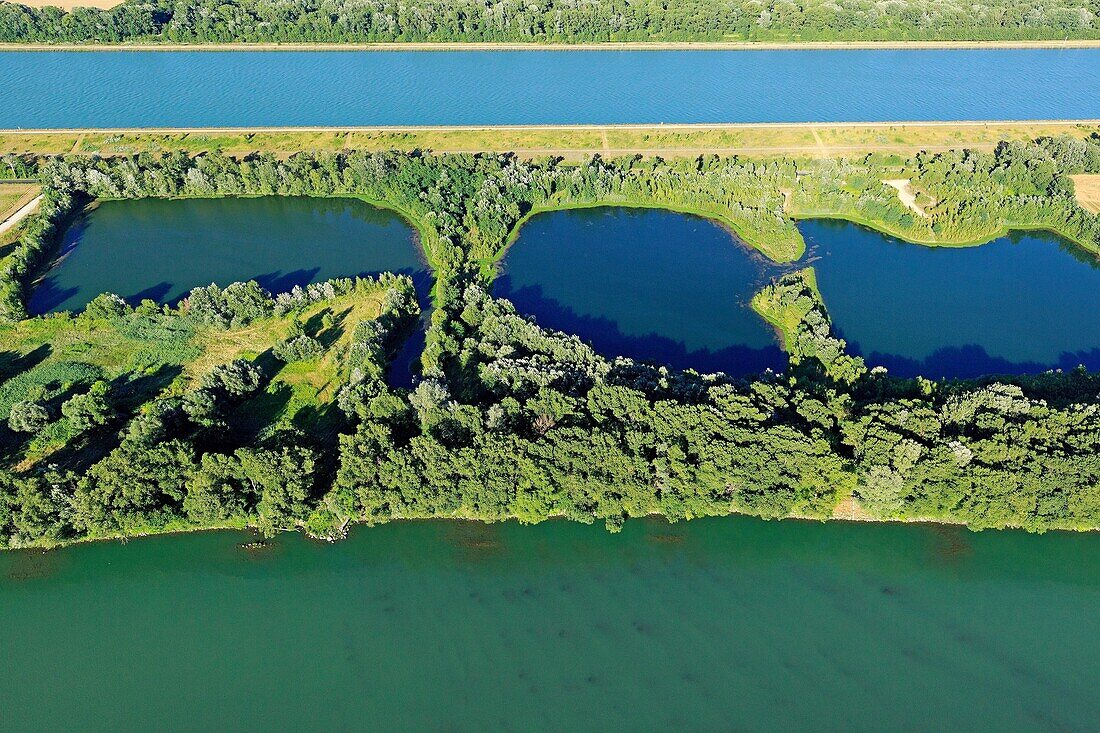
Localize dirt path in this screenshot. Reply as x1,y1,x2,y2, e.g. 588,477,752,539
0,194,43,237
883,179,927,217
810,127,828,156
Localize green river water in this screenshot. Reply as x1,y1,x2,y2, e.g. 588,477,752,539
2,517,1097,732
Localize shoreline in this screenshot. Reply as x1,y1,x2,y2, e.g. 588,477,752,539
2,39,1100,52
11,507,1091,555
6,119,1100,134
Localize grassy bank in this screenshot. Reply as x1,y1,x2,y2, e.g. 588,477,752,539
4,121,1100,161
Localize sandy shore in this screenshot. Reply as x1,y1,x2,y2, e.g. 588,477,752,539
2,39,1099,52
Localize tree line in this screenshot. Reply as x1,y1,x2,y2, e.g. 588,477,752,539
2,140,1100,548
0,0,1097,44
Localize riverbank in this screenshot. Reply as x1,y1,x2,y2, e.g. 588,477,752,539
4,39,1100,51
4,121,1099,161
0,501,985,553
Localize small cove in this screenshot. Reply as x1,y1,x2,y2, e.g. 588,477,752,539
494,207,786,375
804,220,1100,377
28,196,430,315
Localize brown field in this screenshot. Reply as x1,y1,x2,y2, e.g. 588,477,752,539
2,121,1098,162
1070,174,1100,214
0,182,39,222
15,0,122,8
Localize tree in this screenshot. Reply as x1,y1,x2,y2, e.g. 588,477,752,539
238,444,316,534
61,381,114,433
183,452,251,523
274,334,324,362
8,400,49,434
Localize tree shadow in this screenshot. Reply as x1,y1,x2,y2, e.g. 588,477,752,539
0,344,51,384
107,364,184,412
493,277,786,377
228,381,294,448
25,212,89,315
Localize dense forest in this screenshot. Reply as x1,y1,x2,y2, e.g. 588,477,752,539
2,137,1100,548
1,0,1098,44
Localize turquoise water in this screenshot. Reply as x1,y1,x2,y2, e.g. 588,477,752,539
1,49,1099,127
805,220,1100,377
1,517,1097,731
28,196,427,314
495,207,785,375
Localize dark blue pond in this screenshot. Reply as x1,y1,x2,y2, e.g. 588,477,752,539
495,207,785,375
28,196,428,314
804,220,1100,378
1,49,1098,127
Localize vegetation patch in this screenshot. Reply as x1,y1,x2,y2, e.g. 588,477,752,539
1,0,1098,44
2,139,1100,549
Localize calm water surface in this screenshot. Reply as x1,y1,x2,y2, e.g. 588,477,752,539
495,207,785,375
2,49,1098,127
1,517,1097,731
29,196,427,314
805,220,1100,377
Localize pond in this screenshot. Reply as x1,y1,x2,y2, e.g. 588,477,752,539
28,196,429,315
494,207,786,375
1,517,1097,731
2,49,1098,127
804,220,1100,378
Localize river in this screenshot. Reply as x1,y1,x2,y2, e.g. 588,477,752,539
1,49,1098,127
1,517,1097,731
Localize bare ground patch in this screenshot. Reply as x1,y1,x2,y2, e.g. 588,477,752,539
16,0,122,8
1070,174,1100,214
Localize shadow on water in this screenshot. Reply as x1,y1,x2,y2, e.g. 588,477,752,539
128,281,175,304
3,548,70,583
840,331,1100,379
27,277,80,315
803,220,1100,379
385,268,435,390
251,267,323,298
27,197,430,315
26,213,88,315
495,275,786,376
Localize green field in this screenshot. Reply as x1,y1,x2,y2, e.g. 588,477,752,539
4,122,1100,161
